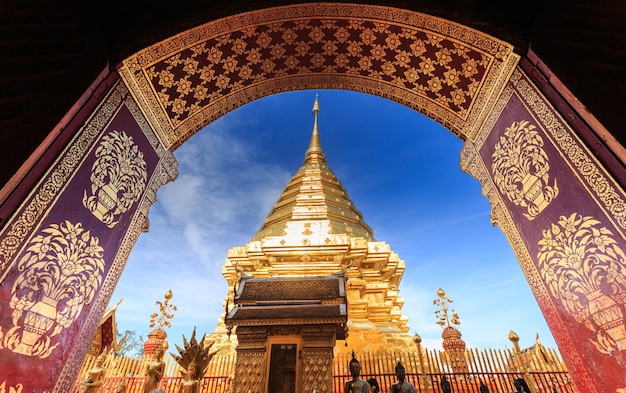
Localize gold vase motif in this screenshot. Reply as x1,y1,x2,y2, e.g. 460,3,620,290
587,289,626,353
83,130,147,228
0,380,23,393
15,295,57,355
492,120,558,220
95,183,120,217
1,221,105,358
538,213,626,355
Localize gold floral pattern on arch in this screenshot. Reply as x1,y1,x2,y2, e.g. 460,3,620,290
0,221,105,358
537,213,626,357
145,19,491,128
83,130,147,228
492,120,558,220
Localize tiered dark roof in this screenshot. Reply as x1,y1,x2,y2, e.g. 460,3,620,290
226,273,347,328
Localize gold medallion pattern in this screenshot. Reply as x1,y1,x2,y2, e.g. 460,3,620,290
120,3,517,149
492,120,558,220
0,221,105,358
537,213,626,357
145,20,489,126
83,130,148,228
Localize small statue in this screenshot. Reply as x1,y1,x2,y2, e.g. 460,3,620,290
171,328,217,393
178,360,200,393
440,376,451,393
390,361,416,393
143,347,166,393
82,354,106,393
344,351,371,393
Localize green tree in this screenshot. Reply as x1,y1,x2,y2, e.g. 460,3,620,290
116,329,144,357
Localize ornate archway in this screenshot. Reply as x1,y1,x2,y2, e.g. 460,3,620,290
0,3,624,393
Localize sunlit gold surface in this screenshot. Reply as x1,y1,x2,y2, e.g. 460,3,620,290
434,289,467,373
171,328,217,392
208,96,415,354
433,288,460,328
144,290,178,359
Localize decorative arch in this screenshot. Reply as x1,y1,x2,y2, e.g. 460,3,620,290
118,3,518,148
0,3,624,393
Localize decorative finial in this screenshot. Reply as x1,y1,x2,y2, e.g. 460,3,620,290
304,93,326,164
433,288,461,328
312,92,320,116
150,289,178,329
413,332,422,345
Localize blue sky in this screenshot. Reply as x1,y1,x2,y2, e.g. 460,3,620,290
108,89,557,354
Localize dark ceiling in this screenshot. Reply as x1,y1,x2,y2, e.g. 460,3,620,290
1,0,625,190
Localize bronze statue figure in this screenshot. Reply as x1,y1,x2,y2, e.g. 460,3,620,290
344,351,372,393
390,361,416,393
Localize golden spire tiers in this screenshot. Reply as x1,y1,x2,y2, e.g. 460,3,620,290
251,94,373,243
212,94,415,354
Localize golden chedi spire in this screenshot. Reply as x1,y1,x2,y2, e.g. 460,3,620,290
252,93,373,242
305,93,325,164
213,94,413,355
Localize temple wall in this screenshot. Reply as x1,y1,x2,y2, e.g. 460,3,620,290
232,326,268,393
300,325,337,393
0,79,177,392
460,67,626,393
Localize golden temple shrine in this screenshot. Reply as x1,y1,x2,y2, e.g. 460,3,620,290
208,95,416,356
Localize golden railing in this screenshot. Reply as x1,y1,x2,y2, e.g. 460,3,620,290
72,346,576,393
332,349,575,393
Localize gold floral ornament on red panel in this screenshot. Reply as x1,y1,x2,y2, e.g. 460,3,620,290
492,120,559,220
538,213,626,358
83,130,148,228
0,221,105,358
0,381,22,393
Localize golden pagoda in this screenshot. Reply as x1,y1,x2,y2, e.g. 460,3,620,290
209,94,415,354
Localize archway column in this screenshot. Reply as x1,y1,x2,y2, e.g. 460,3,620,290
0,79,177,392
460,67,626,393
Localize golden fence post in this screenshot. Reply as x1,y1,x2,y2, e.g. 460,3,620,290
413,333,430,393
509,331,536,393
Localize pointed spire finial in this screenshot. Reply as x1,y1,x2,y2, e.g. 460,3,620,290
312,92,320,116
305,92,326,163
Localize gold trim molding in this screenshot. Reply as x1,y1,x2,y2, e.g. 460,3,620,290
119,2,518,151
